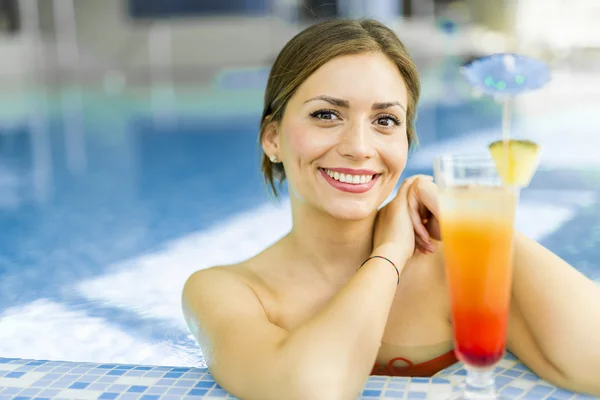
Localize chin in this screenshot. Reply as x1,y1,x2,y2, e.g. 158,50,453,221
322,200,375,221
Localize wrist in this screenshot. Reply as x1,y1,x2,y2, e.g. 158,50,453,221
371,244,410,271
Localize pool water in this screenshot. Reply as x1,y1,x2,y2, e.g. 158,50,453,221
0,65,599,368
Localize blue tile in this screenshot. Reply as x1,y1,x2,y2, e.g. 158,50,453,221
502,369,523,378
140,396,160,400
365,381,385,389
134,367,152,371
407,393,427,399
41,373,62,381
387,383,406,390
167,387,189,395
106,370,126,376
119,394,141,400
188,389,208,396
195,381,216,388
87,383,110,391
32,398,51,400
18,389,40,396
169,367,190,373
383,390,404,398
530,385,555,395
3,388,22,395
146,387,168,395
68,382,90,389
6,371,26,378
124,370,145,377
501,387,524,397
107,385,129,392
573,395,597,400
128,386,148,393
362,390,381,396
207,389,229,397
115,365,136,370
97,376,119,383
369,376,387,381
411,378,430,383
144,371,164,378
431,378,448,384
0,358,19,363
163,372,184,379
175,380,196,388
97,365,117,369
13,397,32,400
98,393,119,400
521,394,547,400
514,364,531,372
454,369,467,376
523,373,540,381
552,389,575,399
0,396,13,400
494,376,513,388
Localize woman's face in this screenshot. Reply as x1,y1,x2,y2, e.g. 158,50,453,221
267,52,410,220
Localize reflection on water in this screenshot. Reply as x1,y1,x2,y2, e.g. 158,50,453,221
0,83,599,366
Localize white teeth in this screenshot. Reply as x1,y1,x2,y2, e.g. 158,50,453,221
324,169,374,185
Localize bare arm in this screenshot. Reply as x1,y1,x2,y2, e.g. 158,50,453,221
182,177,422,400
507,232,600,395
182,255,405,400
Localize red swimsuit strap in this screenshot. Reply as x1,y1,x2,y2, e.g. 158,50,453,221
372,350,457,377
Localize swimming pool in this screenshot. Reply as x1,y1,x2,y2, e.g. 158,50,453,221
0,62,599,372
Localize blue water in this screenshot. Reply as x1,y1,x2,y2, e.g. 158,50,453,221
0,70,599,366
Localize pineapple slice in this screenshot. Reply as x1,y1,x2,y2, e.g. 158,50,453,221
489,139,540,187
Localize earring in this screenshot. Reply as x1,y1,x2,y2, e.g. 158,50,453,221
270,155,278,163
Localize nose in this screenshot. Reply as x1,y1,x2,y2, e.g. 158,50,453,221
337,119,376,160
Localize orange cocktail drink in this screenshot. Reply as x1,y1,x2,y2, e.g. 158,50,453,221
439,186,517,367
434,154,523,399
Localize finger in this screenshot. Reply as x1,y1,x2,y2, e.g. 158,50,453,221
408,187,431,243
414,178,440,218
415,234,430,253
427,217,442,241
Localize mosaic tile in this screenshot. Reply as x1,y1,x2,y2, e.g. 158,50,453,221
0,353,591,399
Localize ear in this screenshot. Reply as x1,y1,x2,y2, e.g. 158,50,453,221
261,120,280,159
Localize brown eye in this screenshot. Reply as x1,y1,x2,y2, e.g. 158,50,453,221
310,109,341,121
375,114,401,128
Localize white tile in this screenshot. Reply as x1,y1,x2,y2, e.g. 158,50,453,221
505,378,536,390
0,372,47,387
407,382,429,392
498,359,518,369
113,375,160,386
55,389,103,399
428,385,453,400
0,364,21,372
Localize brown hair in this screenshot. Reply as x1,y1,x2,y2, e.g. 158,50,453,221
259,18,421,196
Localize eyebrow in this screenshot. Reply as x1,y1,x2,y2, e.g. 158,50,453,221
304,95,406,112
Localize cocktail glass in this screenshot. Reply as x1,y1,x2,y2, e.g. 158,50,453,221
434,154,519,399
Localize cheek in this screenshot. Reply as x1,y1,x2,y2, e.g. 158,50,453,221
284,125,323,163
381,136,409,172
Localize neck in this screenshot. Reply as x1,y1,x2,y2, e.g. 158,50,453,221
285,198,377,283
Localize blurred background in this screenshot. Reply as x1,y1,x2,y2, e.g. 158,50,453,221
0,0,599,367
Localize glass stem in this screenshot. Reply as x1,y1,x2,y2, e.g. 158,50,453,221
463,366,496,399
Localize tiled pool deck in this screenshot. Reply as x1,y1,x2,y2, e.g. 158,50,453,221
0,353,596,400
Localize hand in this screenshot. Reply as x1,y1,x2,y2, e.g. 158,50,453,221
372,175,429,266
407,176,441,254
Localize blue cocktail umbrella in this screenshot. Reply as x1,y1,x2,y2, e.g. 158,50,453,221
460,53,551,97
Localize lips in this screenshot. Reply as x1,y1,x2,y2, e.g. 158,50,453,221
319,168,380,193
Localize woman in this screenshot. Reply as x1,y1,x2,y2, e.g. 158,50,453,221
182,19,600,400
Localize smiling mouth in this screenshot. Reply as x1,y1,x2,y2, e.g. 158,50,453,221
320,168,377,184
